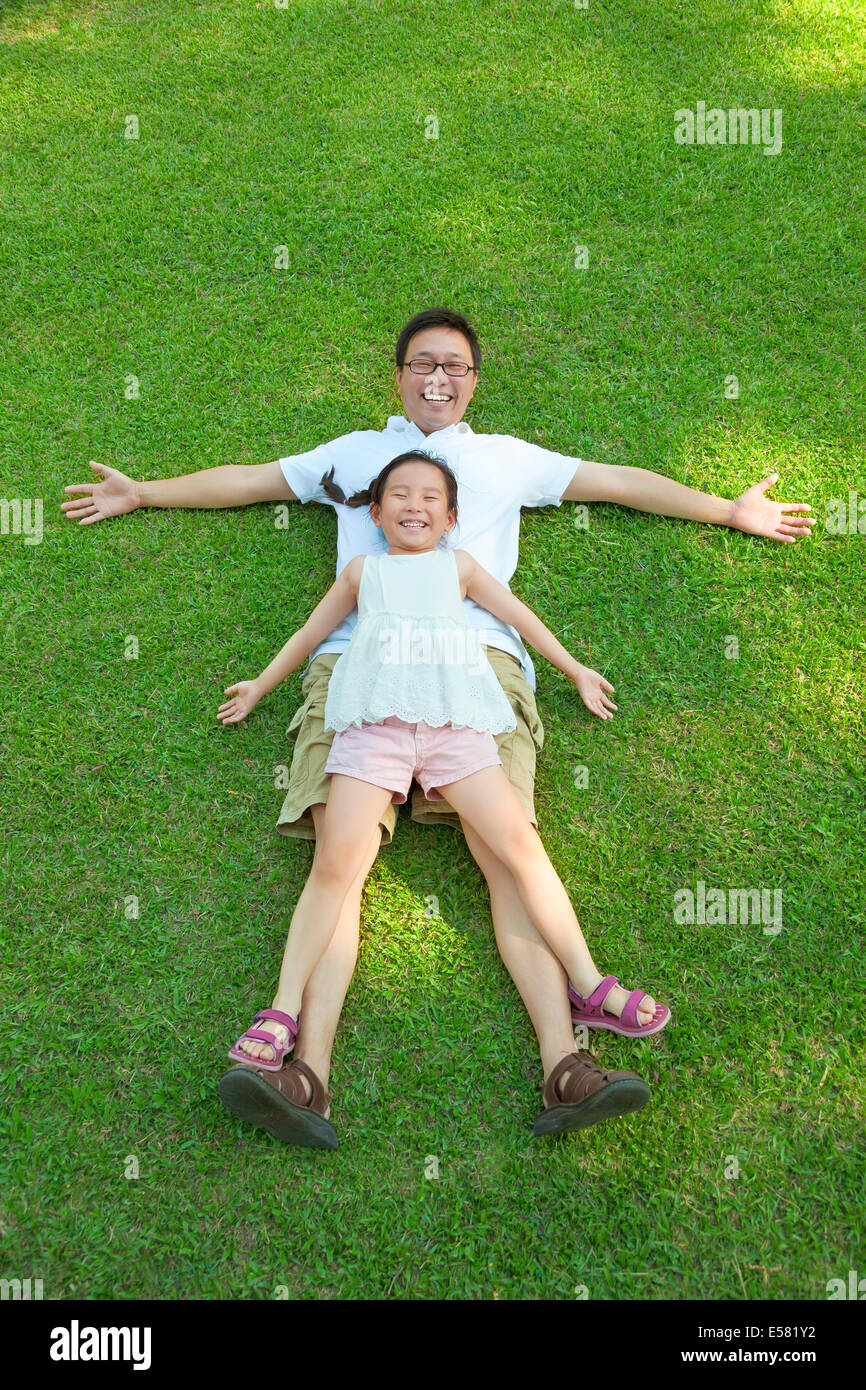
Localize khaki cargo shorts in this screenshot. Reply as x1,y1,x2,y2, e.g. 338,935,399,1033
275,647,544,847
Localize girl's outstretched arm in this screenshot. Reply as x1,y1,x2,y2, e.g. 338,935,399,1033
217,557,364,724
455,551,617,722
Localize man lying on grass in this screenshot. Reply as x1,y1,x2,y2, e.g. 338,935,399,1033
61,305,815,1149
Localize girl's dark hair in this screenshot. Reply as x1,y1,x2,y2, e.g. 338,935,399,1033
320,451,458,518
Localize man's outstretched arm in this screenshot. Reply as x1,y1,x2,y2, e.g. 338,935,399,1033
562,460,815,543
61,458,295,524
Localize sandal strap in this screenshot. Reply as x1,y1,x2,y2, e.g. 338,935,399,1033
255,1009,299,1038
273,1058,331,1117
543,1052,647,1108
620,990,647,1031
232,1009,299,1057
542,1052,610,1108
586,975,619,1008
242,1028,289,1047
570,975,618,1014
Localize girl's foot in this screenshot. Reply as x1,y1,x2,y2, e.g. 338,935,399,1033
569,974,671,1038
572,974,656,1026
237,1017,292,1063
232,1017,331,1117
228,1009,299,1070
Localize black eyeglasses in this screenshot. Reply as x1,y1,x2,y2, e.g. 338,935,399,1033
403,358,476,378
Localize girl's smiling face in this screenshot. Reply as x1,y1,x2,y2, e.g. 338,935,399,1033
369,462,457,555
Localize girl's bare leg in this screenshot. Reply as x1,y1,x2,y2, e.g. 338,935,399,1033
458,822,581,1077
237,775,393,1063
288,803,379,1100
436,767,658,1025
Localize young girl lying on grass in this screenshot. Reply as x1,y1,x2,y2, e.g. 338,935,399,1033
216,451,670,1142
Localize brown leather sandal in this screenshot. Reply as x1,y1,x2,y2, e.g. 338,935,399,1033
218,1057,338,1150
532,1051,650,1137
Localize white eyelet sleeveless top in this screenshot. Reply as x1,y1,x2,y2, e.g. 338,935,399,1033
323,550,518,735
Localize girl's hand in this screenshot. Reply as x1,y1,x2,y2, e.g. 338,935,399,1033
572,664,618,721
217,680,263,724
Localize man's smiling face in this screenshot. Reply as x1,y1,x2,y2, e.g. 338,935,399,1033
395,326,478,436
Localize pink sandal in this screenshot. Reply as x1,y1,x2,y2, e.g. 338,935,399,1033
228,1008,299,1072
568,976,670,1038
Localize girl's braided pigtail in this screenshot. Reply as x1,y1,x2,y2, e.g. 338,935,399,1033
320,465,374,509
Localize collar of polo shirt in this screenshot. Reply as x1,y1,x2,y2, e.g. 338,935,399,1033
387,415,473,439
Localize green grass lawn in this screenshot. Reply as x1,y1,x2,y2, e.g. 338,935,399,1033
1,0,863,1300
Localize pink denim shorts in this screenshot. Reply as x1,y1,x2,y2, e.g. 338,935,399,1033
324,716,503,803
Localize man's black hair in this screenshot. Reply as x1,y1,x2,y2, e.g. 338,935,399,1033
394,307,481,374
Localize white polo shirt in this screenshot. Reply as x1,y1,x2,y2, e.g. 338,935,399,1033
278,414,579,691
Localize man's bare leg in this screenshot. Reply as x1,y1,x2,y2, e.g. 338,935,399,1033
459,820,579,1080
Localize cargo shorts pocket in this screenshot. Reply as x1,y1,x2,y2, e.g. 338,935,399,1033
483,649,545,756
285,695,311,742
285,691,316,742
284,656,339,741
508,683,544,756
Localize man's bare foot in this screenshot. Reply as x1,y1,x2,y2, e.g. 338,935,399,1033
572,975,658,1027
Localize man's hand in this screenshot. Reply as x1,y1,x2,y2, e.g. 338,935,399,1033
61,461,140,524
728,473,815,542
572,664,618,722
217,680,263,725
